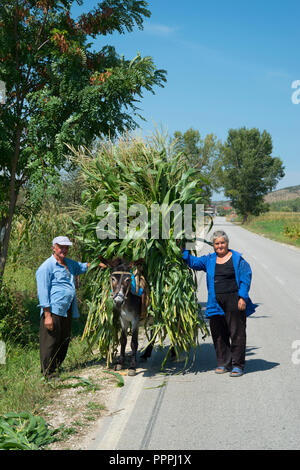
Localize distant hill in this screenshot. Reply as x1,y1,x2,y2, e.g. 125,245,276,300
264,185,300,203
211,184,300,207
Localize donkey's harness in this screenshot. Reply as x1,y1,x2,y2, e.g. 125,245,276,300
110,270,132,302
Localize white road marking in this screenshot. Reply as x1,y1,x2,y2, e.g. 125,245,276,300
274,276,285,285
90,370,147,450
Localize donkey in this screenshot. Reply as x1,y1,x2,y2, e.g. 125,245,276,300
99,256,153,376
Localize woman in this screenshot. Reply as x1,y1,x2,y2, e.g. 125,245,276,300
182,230,256,377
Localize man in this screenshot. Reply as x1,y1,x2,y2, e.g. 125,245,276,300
36,236,90,378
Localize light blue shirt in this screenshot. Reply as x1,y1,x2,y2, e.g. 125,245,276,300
36,255,88,318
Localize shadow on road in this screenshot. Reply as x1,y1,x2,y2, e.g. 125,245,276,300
245,358,280,374
137,342,280,378
245,345,280,373
138,343,218,379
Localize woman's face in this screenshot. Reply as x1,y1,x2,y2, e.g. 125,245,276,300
213,237,229,257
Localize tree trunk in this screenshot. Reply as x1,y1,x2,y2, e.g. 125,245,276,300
0,196,17,283
0,127,21,286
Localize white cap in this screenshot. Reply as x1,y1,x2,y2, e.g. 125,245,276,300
52,236,73,246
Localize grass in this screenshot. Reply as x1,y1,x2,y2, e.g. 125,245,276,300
0,343,46,415
3,264,37,294
0,335,96,416
243,212,300,248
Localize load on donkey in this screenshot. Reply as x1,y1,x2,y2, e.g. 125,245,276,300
76,135,210,373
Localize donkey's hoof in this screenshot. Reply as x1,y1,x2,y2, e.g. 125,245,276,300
115,363,123,371
128,368,136,377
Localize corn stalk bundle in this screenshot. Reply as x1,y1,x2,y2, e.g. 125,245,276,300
70,134,210,367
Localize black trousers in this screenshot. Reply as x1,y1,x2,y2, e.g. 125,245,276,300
39,307,72,376
209,292,246,370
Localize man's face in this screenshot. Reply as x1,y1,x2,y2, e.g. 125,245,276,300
53,243,69,261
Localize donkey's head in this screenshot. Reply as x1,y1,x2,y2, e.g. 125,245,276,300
99,256,144,309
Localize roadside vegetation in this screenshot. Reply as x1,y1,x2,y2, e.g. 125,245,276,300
231,211,300,249
268,197,300,213
0,193,110,448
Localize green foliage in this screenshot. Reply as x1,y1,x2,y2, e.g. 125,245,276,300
217,206,232,216
0,0,167,277
47,375,100,392
103,370,125,387
0,411,59,450
283,223,300,239
0,284,36,345
269,197,300,212
0,0,166,205
7,202,79,269
220,127,285,222
171,128,224,195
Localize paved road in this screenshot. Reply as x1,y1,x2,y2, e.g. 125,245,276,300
88,217,300,450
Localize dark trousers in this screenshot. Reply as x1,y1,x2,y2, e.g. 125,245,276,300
39,307,72,376
209,292,246,370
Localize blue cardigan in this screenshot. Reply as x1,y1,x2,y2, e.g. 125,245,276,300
182,249,256,318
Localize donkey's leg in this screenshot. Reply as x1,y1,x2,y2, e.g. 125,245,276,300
128,317,139,376
115,318,129,371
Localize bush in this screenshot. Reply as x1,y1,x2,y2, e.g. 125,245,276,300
283,223,300,239
0,284,37,346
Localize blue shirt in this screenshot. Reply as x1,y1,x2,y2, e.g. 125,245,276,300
182,248,257,317
36,255,88,318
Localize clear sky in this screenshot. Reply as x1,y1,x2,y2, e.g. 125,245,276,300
71,0,300,199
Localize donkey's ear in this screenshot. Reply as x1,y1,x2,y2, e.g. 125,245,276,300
130,258,145,268
110,257,124,268
98,255,116,268
98,255,109,266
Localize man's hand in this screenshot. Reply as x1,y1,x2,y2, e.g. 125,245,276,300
238,298,246,311
44,309,54,331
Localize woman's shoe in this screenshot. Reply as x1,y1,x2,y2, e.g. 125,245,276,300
215,366,230,374
229,367,243,377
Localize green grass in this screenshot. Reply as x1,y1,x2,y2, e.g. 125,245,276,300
0,344,46,415
3,264,37,294
0,336,96,416
244,212,300,248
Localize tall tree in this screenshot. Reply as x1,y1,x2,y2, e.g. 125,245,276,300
172,127,224,198
0,0,166,279
221,127,285,222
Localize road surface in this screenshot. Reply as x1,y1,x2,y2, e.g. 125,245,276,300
88,217,300,450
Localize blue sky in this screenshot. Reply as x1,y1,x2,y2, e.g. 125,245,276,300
72,0,300,199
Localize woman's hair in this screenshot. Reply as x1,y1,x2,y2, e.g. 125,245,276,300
211,230,229,244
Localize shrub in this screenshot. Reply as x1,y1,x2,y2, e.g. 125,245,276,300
0,284,37,346
283,223,300,239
